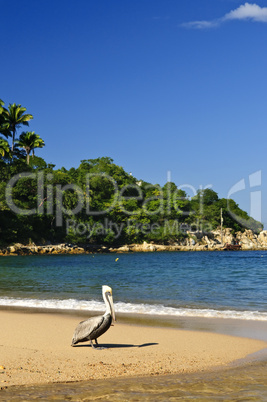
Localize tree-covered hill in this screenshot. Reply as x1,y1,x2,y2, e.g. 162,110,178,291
0,99,263,247
0,156,263,247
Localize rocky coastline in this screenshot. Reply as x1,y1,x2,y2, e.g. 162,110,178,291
0,228,267,256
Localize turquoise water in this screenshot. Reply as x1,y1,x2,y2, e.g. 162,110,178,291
1,250,267,401
0,251,267,320
2,361,267,401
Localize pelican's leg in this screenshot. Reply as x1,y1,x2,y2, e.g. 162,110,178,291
90,340,98,349
93,339,106,350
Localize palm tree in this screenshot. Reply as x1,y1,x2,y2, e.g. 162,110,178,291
31,135,45,157
16,131,45,164
2,103,33,152
0,99,11,139
0,138,11,158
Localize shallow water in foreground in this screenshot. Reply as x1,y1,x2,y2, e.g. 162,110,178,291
1,359,267,401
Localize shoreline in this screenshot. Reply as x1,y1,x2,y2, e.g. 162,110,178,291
1,228,267,256
0,309,267,389
1,241,267,256
2,305,267,341
1,228,267,255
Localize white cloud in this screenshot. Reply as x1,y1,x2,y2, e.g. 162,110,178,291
182,20,220,29
183,2,267,29
224,3,267,22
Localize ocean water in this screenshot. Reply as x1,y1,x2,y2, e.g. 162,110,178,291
0,250,267,320
1,250,267,401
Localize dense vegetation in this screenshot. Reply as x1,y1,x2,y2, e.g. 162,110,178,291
0,99,263,247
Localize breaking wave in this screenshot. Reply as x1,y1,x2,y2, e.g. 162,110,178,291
1,297,267,321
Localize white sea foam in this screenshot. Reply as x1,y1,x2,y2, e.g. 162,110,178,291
1,297,267,321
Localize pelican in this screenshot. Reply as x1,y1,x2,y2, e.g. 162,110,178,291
71,285,115,349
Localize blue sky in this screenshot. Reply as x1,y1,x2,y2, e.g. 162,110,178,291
1,0,267,228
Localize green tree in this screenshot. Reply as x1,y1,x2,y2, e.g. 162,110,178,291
0,138,11,158
1,103,33,153
16,131,45,164
0,99,11,139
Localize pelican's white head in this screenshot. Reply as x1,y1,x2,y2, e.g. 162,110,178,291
102,285,112,296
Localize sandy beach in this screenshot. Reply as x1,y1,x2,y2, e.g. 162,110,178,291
0,310,266,388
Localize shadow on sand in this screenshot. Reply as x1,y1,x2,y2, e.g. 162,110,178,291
72,342,158,349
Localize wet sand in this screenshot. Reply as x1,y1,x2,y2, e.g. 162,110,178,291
0,310,266,388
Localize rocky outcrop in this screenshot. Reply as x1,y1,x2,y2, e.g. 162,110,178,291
213,228,235,245
110,240,223,253
110,229,267,253
258,231,267,247
110,242,181,253
1,229,267,255
0,243,86,256
0,242,113,256
235,230,261,250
